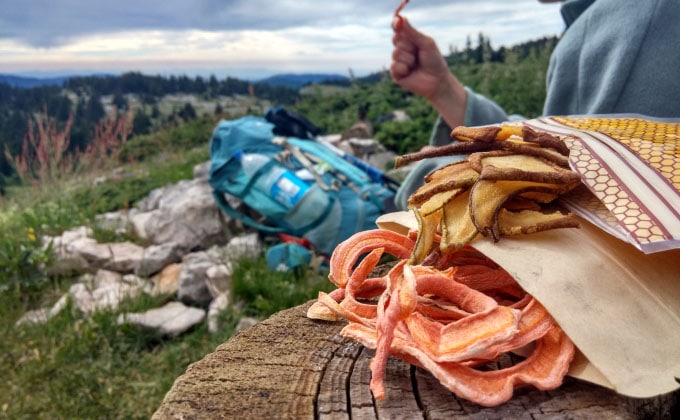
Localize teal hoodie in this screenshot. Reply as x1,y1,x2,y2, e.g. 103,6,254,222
395,0,680,210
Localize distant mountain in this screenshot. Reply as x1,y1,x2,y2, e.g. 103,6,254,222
0,74,69,88
0,72,118,89
256,73,350,89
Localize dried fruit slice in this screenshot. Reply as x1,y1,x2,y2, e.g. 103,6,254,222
451,125,502,142
476,153,579,184
495,124,524,140
469,179,576,241
440,189,479,252
408,160,479,206
521,126,570,156
410,207,442,265
499,142,570,167
518,191,558,203
418,187,463,216
394,141,501,168
497,208,580,237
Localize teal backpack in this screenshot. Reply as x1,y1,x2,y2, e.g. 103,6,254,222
208,115,399,256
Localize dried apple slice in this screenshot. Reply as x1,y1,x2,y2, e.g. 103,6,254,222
440,189,479,252
409,207,442,265
499,142,570,167
518,191,558,203
408,160,479,206
394,140,501,168
451,125,502,142
521,126,570,156
497,208,580,237
418,187,462,216
469,179,576,241
476,153,575,180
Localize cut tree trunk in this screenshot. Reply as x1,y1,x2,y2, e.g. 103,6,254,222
153,301,679,419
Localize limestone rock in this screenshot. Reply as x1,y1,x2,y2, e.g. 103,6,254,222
117,301,206,338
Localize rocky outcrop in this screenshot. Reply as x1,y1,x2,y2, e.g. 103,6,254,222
16,161,262,338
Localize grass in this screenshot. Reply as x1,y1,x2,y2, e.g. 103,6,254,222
0,116,336,419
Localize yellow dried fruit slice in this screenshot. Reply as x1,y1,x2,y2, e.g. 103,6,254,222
499,142,570,167
408,160,479,206
419,188,463,216
410,207,442,265
477,154,581,186
440,189,479,252
497,208,580,237
469,179,576,241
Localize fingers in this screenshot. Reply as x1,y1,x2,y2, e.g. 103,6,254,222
390,60,411,81
391,47,416,78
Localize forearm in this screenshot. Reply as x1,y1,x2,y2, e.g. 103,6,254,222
428,73,467,129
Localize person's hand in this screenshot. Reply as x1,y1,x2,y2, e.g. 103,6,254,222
390,17,450,102
390,17,467,128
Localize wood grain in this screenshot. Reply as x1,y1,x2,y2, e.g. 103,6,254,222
153,301,679,419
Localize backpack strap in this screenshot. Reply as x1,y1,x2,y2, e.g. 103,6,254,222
212,191,286,234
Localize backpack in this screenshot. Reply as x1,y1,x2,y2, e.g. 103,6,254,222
208,114,399,257
265,106,320,140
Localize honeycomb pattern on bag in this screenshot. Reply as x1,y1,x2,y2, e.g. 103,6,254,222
554,116,679,245
555,116,680,190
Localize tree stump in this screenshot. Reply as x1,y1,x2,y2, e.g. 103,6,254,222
153,301,679,419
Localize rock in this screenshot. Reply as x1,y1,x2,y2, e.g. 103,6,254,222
103,241,145,273
136,242,184,278
347,138,383,155
149,263,182,296
93,269,124,289
207,292,231,334
177,251,216,307
235,316,259,333
341,120,373,140
15,308,49,326
205,264,232,298
43,226,96,275
128,209,154,241
366,151,398,173
117,301,206,338
223,233,262,261
143,179,231,251
136,187,165,212
69,237,112,268
69,269,145,315
193,161,211,180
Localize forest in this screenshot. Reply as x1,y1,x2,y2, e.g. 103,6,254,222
0,33,557,191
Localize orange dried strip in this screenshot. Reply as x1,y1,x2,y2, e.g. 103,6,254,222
309,228,573,407
394,0,410,17
328,229,414,288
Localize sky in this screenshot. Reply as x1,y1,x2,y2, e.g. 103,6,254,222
0,0,566,80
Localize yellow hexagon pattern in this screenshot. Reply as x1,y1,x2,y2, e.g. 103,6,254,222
548,116,680,250
524,116,680,252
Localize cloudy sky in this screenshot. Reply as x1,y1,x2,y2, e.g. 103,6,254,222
0,0,565,80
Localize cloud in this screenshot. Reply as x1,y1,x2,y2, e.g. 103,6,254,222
0,0,565,77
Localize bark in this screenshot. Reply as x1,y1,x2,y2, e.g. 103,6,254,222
153,301,679,419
